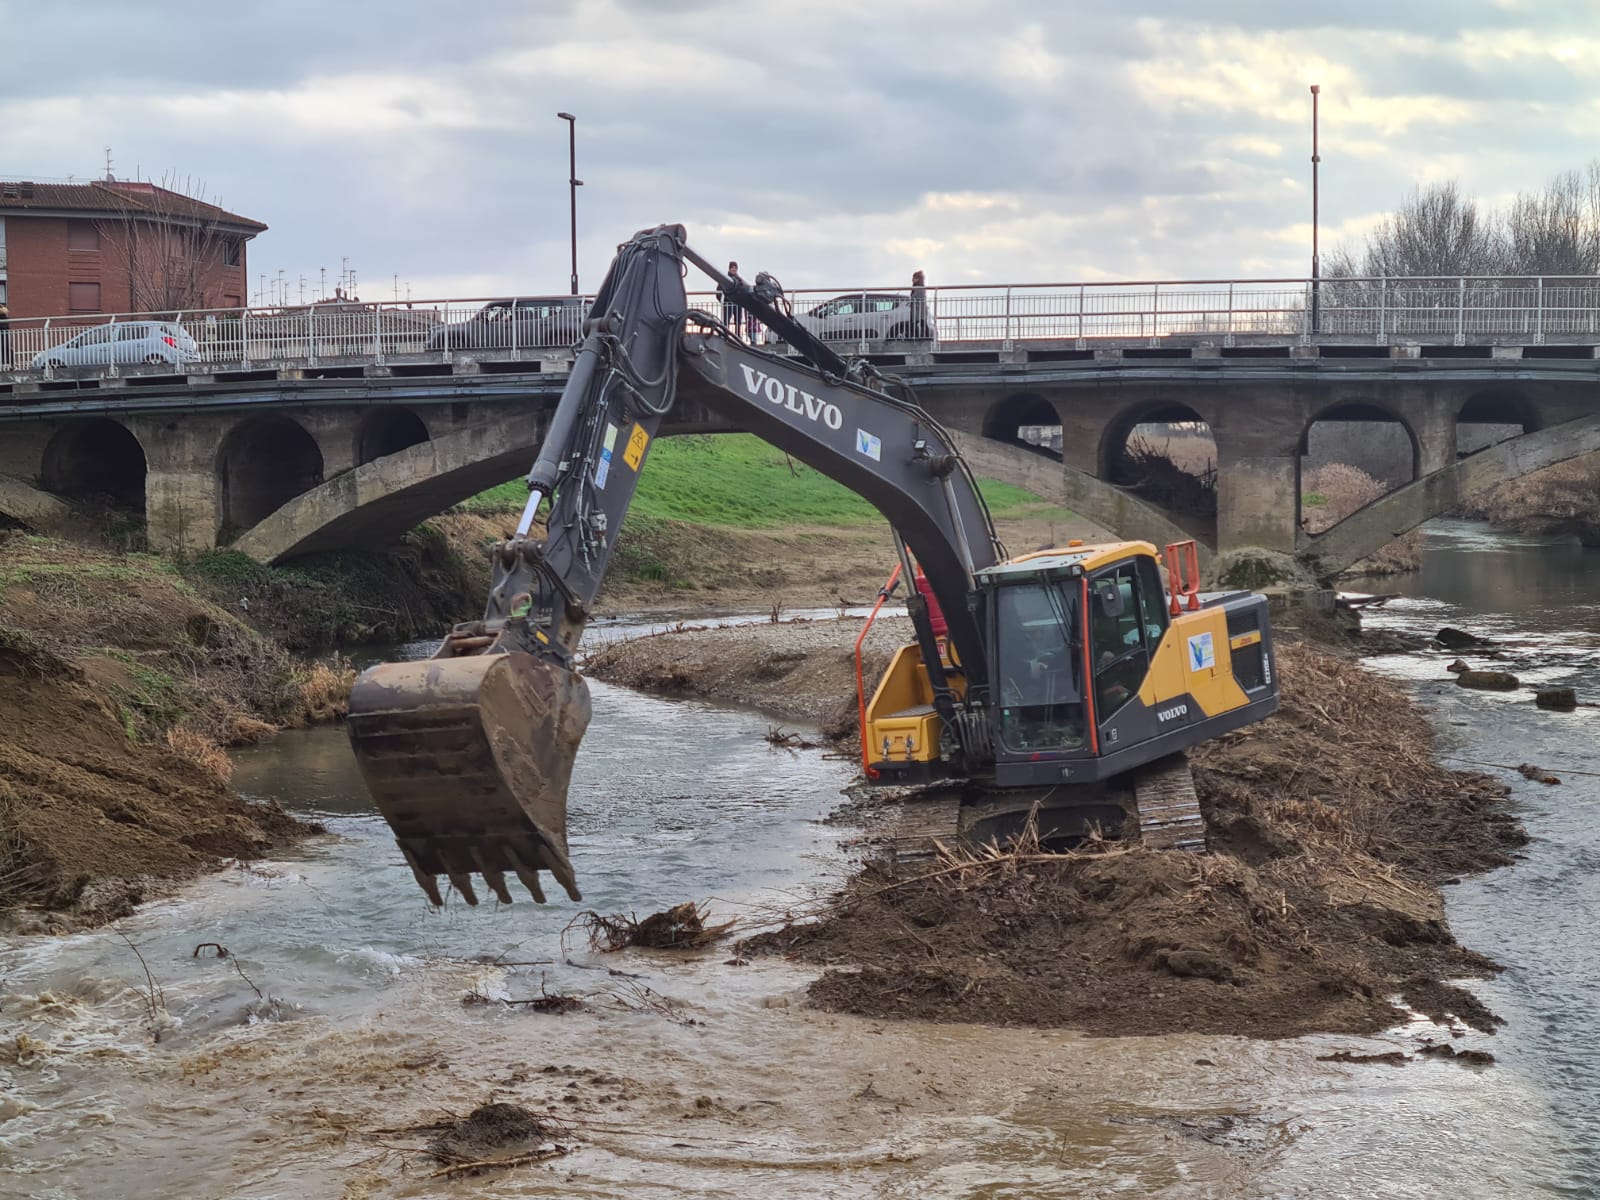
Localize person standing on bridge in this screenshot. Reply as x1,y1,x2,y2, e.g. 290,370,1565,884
719,262,746,339
911,270,930,339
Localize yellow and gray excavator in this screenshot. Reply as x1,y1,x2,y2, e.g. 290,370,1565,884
347,225,1280,906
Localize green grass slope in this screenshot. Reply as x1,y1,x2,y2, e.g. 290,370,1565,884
457,433,1068,526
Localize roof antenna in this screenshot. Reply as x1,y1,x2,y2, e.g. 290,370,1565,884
104,147,114,181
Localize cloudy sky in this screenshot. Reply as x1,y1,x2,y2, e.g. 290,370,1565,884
4,0,1596,303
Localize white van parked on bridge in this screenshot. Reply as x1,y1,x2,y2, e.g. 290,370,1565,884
31,320,201,370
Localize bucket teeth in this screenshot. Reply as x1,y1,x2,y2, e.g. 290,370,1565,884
446,870,480,906
472,849,515,905
507,848,548,904
399,845,445,907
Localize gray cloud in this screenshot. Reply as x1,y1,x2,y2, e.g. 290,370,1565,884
3,0,1593,299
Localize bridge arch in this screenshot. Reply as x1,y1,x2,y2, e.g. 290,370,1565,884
217,416,324,531
1296,401,1421,563
982,393,1061,455
1300,413,1600,580
1458,389,1538,432
233,415,543,562
1458,388,1539,458
1089,400,1217,547
356,407,431,466
1097,400,1216,480
1299,400,1421,479
41,418,147,512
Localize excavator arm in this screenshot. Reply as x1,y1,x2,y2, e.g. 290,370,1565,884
348,225,1008,906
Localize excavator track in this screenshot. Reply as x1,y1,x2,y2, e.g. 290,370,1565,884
881,764,1209,857
1131,752,1207,852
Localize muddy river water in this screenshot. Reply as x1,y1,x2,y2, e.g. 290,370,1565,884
2,524,1597,1198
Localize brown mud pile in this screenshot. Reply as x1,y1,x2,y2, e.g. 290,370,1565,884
0,533,353,745
0,532,337,925
746,640,1523,1038
592,615,1525,1038
0,632,306,925
424,1102,561,1165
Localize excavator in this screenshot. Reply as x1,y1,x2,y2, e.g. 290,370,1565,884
346,225,1280,906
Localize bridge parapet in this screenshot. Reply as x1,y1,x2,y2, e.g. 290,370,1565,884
5,274,1600,386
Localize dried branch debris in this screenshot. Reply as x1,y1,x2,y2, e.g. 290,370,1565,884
571,902,737,952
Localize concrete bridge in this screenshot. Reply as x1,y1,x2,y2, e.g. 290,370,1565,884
3,275,1600,582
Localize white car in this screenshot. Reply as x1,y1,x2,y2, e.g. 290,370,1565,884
32,320,201,370
791,292,930,341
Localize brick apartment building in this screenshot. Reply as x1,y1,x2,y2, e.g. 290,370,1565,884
0,178,267,320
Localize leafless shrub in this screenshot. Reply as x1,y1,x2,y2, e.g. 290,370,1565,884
1114,435,1217,517
1302,464,1421,574
164,726,232,783
1459,455,1600,534
290,656,355,723
569,901,737,952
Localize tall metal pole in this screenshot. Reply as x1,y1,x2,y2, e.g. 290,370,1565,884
557,112,581,296
1310,84,1321,334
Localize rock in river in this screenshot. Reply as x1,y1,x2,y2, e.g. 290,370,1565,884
1456,670,1520,692
1535,687,1578,711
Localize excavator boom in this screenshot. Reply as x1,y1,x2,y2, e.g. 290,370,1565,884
349,225,1007,905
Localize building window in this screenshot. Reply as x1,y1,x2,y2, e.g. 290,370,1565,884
222,237,241,267
67,221,100,252
68,282,101,312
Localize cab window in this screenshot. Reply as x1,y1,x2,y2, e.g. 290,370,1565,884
1135,554,1170,646
1090,562,1159,719
994,581,1087,753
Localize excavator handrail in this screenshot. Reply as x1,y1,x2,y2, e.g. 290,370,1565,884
854,562,903,778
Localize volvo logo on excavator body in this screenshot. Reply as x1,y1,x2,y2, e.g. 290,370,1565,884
738,365,844,430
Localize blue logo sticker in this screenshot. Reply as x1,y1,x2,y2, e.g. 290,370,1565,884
856,429,882,461
1187,631,1215,671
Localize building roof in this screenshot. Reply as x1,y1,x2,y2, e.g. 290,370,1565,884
0,178,267,235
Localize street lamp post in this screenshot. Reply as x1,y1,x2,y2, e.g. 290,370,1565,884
557,112,582,296
1310,84,1321,334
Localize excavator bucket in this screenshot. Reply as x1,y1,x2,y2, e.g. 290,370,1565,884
346,651,590,906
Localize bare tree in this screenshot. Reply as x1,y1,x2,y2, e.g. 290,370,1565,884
1341,181,1507,279
93,175,235,313
1504,161,1600,277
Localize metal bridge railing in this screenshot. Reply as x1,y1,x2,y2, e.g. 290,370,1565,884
3,276,1600,376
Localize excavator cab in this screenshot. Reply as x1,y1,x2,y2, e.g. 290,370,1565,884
865,539,1278,795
